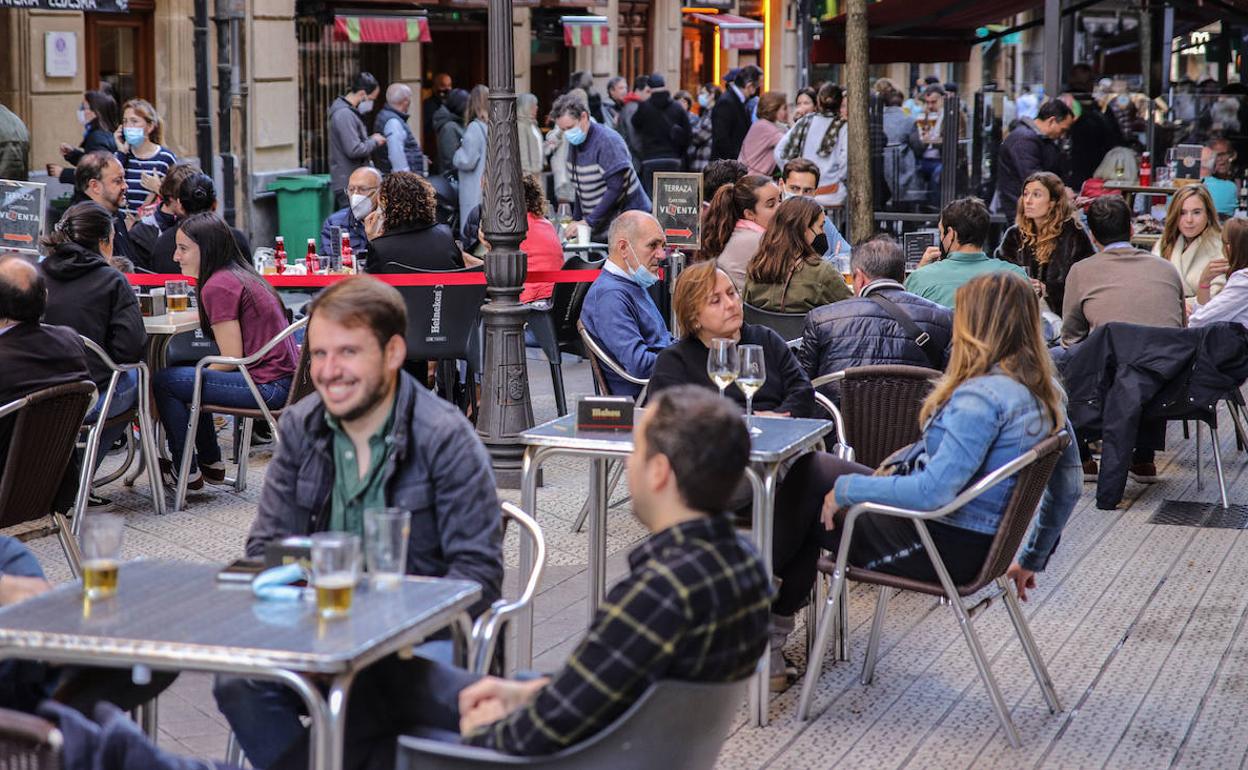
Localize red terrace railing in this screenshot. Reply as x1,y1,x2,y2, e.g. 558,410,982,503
125,270,608,288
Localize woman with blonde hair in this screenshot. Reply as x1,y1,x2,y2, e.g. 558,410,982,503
115,97,178,213
743,195,850,313
452,85,490,240
995,171,1095,313
1154,184,1225,300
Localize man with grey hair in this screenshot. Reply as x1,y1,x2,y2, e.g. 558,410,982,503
373,82,428,175
579,210,672,397
550,92,650,243
602,75,628,130
797,234,953,401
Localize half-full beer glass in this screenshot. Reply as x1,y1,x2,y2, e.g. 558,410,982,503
164,280,189,312
80,514,125,599
311,532,361,618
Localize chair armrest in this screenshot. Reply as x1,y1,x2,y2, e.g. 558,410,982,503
471,502,546,673
810,370,846,389
0,396,28,420
80,336,148,375
193,317,307,372
813,393,850,457
577,326,650,387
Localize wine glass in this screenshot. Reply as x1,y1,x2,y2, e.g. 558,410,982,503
707,338,738,399
737,344,766,435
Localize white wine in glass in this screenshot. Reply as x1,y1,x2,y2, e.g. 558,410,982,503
707,338,739,398
738,344,766,435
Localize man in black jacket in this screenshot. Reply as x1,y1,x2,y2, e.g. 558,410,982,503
712,65,761,161
631,73,691,195
992,99,1073,215
797,235,952,401
73,151,135,264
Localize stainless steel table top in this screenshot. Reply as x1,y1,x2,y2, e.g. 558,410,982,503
0,561,480,674
520,412,834,462
142,311,201,336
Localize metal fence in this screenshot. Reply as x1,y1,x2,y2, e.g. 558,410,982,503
296,17,359,175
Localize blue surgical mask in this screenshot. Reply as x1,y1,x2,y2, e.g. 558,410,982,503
697,93,710,108
565,125,587,146
625,243,658,288
123,127,146,146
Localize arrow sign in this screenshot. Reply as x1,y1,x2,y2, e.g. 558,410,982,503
665,228,693,238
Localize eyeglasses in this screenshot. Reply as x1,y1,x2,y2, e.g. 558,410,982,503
346,186,379,196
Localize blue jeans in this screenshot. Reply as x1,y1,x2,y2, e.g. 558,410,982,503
917,156,943,205
152,367,290,472
85,371,138,472
214,640,456,769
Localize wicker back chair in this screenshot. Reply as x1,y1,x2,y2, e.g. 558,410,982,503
799,431,1071,749
0,381,95,574
812,365,940,469
0,708,61,769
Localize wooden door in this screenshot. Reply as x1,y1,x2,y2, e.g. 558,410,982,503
85,4,154,105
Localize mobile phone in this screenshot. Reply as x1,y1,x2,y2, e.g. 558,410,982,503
216,558,265,583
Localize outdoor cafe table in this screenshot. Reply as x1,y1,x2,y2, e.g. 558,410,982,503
517,412,835,727
0,560,480,770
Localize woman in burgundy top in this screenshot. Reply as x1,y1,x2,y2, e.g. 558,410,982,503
153,213,297,490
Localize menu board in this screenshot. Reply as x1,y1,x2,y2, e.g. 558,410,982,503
652,172,702,249
1173,144,1204,180
0,179,45,256
903,229,938,272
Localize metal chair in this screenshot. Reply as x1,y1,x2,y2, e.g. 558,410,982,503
395,678,748,770
396,272,488,416
1175,405,1231,509
0,707,61,769
742,302,806,343
469,502,546,675
797,432,1071,749
0,381,96,577
525,309,568,416
811,365,940,469
172,318,311,512
74,337,164,520
571,321,647,533
551,254,603,359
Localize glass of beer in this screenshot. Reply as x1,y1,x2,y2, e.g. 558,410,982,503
80,514,125,599
165,280,190,312
310,532,361,618
364,508,410,589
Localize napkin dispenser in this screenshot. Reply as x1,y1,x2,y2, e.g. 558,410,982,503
576,396,634,433
139,290,166,316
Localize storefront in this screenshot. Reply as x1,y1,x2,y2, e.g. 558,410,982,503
680,8,762,94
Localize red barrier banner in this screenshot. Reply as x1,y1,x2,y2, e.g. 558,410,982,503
125,270,606,288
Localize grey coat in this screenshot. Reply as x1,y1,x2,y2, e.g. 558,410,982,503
245,372,503,617
328,96,380,195
453,119,488,239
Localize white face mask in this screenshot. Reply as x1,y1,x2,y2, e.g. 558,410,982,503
350,193,374,219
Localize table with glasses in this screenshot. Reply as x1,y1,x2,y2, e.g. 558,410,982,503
0,560,480,770
517,412,834,727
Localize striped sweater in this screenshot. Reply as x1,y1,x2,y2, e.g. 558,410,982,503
568,123,650,232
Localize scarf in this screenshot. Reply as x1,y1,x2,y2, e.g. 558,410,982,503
780,111,846,161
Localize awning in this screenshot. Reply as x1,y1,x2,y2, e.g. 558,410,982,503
561,16,609,47
689,13,764,50
333,15,431,44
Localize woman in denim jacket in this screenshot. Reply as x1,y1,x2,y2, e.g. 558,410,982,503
778,271,1076,601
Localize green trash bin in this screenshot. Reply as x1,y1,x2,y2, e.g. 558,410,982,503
266,174,333,257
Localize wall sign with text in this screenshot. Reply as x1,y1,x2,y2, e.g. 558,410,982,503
652,172,702,250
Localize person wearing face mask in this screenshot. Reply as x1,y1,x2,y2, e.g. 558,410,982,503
423,72,453,142
115,98,178,214
328,72,386,210
904,197,1029,308
1152,184,1226,302
686,84,722,173
550,93,651,244
743,196,851,313
775,83,849,208
47,90,118,185
701,174,780,290
780,158,851,260
365,171,466,273
579,211,674,398
320,166,380,258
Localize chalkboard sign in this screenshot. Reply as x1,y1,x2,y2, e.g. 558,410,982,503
1173,144,1204,180
0,179,46,256
652,172,702,249
902,229,938,272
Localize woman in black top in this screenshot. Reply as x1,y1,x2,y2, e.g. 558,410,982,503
48,90,118,185
365,171,468,273
648,262,814,416
646,261,818,692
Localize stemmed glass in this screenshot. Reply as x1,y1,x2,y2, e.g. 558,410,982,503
707,338,739,399
737,345,766,435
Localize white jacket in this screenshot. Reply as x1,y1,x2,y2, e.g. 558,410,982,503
1153,226,1227,298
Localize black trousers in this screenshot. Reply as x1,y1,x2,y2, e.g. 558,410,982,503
774,453,994,602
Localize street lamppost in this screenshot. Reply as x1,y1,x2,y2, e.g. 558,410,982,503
477,0,533,486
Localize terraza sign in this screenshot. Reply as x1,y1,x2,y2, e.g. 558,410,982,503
0,179,45,256
652,172,702,250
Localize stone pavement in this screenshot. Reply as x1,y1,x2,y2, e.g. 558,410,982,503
8,355,1248,769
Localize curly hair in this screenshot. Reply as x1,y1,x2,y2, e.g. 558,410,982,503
522,173,546,217
1016,171,1076,266
379,171,437,232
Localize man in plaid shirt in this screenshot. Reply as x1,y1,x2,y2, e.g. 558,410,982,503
273,385,771,768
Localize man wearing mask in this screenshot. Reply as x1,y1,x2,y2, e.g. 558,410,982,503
712,65,762,161
579,211,673,398
904,197,1029,308
550,93,650,244
72,150,134,262
780,158,850,262
423,72,453,139
320,166,379,258
373,83,428,176
328,72,386,210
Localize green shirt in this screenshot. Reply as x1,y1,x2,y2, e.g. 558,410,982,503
903,250,1029,308
325,403,397,536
